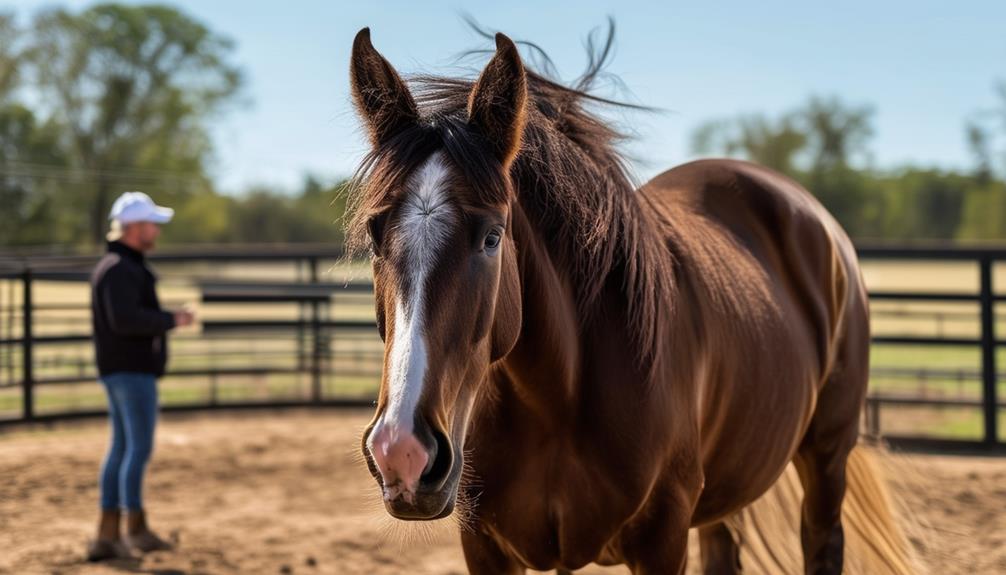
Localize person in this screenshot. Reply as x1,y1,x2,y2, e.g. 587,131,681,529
86,192,194,561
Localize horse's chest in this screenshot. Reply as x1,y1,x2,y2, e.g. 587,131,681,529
472,440,644,569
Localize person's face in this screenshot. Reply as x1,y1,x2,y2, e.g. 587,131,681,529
123,221,161,252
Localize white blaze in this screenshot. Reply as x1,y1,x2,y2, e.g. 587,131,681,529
380,153,454,438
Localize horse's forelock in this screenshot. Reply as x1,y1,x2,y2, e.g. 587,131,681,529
346,114,513,262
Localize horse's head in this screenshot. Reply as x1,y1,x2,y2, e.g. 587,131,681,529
350,28,526,520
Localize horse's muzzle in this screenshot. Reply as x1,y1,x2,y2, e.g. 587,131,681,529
362,420,460,520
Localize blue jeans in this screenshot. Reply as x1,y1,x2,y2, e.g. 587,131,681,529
99,372,159,511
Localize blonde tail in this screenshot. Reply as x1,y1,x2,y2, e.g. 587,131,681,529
723,446,924,574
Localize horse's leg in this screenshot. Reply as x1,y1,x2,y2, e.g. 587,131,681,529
627,522,690,575
793,338,868,575
460,528,525,575
699,521,741,574
626,526,690,575
621,479,699,575
793,435,853,575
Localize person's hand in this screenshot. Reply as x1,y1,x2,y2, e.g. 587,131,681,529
174,308,195,328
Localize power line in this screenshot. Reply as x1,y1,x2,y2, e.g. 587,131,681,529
0,163,208,190
0,161,207,181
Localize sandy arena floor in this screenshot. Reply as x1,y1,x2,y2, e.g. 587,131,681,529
0,409,1003,574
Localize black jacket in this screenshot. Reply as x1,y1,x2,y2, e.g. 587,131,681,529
91,241,175,377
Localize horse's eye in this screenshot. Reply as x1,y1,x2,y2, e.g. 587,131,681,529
484,230,502,251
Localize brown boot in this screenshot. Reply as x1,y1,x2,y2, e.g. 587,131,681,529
124,509,174,553
86,509,131,561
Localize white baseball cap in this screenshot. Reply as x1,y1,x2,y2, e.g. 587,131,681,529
108,191,174,224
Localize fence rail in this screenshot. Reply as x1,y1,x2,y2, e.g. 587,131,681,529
0,244,1003,451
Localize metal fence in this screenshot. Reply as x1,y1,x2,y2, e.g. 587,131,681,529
858,246,1004,451
0,245,382,424
0,244,1003,451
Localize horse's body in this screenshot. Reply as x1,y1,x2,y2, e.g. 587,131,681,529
463,159,868,572
348,28,870,574
647,160,869,526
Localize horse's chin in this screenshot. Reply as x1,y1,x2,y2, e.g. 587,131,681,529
383,481,458,521
385,490,456,521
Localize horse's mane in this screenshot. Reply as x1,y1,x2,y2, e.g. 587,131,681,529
347,25,674,374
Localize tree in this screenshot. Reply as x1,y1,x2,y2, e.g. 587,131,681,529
872,169,971,241
0,13,74,245
957,183,1006,241
160,190,235,244
959,81,1006,240
0,104,71,246
993,81,1006,175
691,96,877,236
799,98,875,236
692,114,807,175
691,97,874,173
801,97,874,172
24,3,244,244
0,12,21,100
966,121,994,186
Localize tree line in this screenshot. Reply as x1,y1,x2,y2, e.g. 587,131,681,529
2,4,1004,251
692,93,1006,242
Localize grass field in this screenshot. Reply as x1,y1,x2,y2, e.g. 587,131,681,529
1,258,1004,440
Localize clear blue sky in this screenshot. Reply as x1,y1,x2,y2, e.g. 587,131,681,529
10,1,1006,193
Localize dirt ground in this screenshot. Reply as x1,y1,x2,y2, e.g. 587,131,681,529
0,409,1003,575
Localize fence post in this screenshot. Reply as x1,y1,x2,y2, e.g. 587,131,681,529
310,257,321,403
866,397,881,439
297,259,306,373
22,268,34,422
979,257,998,445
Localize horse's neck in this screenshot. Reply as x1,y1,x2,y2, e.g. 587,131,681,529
495,196,686,417
494,203,595,418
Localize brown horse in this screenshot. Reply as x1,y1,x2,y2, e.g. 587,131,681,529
349,27,884,574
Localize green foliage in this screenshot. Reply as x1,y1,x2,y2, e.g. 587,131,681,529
161,190,235,244
1,4,1004,250
1,4,351,250
7,3,243,245
0,103,75,245
693,114,808,174
0,12,21,99
957,183,1006,241
158,176,347,246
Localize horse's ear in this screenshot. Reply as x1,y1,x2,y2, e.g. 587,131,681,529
467,33,528,170
350,28,419,146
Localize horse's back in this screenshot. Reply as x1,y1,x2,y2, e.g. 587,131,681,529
641,158,864,368
639,158,869,524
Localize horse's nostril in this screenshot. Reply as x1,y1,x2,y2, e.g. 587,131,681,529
421,427,453,487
